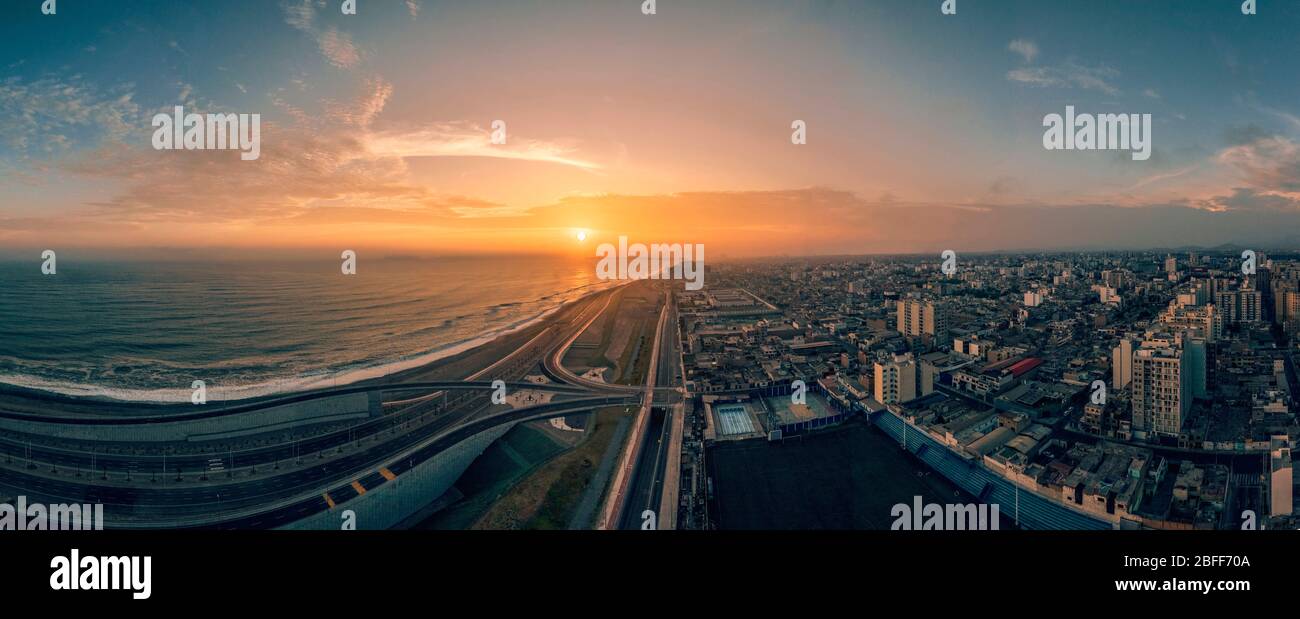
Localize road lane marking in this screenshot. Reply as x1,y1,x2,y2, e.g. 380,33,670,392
351,480,367,495
379,467,396,481
322,493,336,508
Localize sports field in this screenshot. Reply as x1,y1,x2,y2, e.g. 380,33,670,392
708,421,981,529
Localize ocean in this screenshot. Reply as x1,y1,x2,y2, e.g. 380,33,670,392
0,254,609,403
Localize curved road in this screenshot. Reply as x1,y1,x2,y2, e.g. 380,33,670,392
0,285,661,529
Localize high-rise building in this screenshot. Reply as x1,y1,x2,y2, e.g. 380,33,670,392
1283,290,1300,321
1269,264,1299,321
1131,345,1191,439
874,355,918,404
896,298,949,345
1193,280,1210,306
1112,337,1135,389
1161,304,1222,343
1183,335,1207,399
1102,269,1133,289
1097,285,1122,305
1165,255,1178,280
1216,288,1261,324
1174,280,1210,308
1285,291,1300,333
1271,436,1293,518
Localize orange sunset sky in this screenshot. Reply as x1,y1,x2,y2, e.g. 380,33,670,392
5,1,1300,258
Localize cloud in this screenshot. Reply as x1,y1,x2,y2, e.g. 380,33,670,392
406,0,420,17
18,75,419,225
364,123,602,170
0,75,140,162
282,0,316,32
8,71,600,235
1008,39,1038,63
1126,165,1197,192
1007,61,1120,96
1191,188,1300,213
1142,88,1160,99
513,189,1300,255
283,0,362,69
61,120,441,225
1255,105,1300,134
316,29,360,69
1214,135,1300,194
326,77,392,128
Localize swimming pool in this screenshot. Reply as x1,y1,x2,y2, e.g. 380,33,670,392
715,403,757,436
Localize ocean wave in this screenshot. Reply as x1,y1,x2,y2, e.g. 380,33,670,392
0,293,575,403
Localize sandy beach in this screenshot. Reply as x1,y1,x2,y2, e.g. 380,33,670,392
0,286,614,419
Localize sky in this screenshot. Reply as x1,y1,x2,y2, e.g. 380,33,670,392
3,0,1300,259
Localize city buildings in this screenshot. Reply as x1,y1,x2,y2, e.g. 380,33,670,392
1112,336,1135,389
897,298,950,347
874,354,918,404
1131,345,1191,439
1216,286,1262,324
680,249,1300,529
1272,436,1293,518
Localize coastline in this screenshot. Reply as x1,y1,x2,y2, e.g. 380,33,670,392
0,285,614,418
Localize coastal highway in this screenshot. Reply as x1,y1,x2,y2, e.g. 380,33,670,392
0,285,642,528
0,395,636,528
596,286,685,529
0,385,601,475
541,283,677,397
618,290,684,529
618,407,672,529
0,381,591,425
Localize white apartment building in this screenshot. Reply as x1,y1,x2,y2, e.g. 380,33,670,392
1131,345,1192,439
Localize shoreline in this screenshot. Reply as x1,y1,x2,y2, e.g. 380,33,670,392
0,285,616,418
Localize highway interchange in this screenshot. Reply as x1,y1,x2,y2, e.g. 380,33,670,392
0,283,682,529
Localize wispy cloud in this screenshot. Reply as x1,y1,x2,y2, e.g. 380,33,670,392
1007,61,1120,96
1008,39,1038,63
283,0,361,69
0,75,140,162
327,78,392,128
5,73,599,234
1215,135,1300,194
1256,104,1300,134
1127,165,1197,191
365,123,602,171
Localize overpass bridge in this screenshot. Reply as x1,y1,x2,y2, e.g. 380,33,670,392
0,394,640,529
0,283,677,529
0,381,622,476
0,380,598,425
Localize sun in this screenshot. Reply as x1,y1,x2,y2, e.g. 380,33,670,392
575,229,587,242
